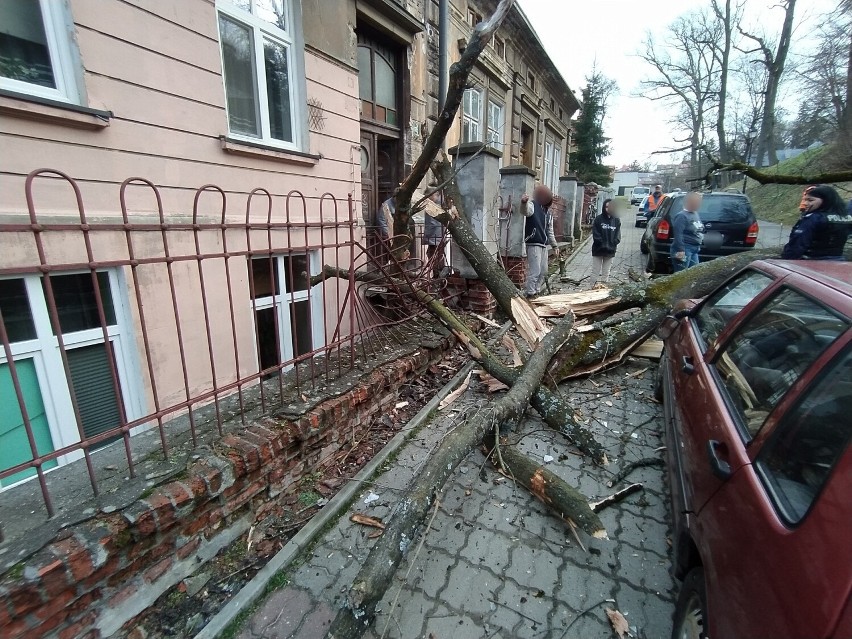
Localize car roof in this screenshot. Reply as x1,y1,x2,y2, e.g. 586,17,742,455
757,259,852,297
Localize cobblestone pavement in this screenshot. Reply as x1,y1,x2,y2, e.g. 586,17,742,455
237,214,675,639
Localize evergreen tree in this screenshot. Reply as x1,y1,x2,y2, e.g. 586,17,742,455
569,70,616,185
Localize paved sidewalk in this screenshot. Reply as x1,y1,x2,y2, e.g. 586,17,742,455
235,210,675,639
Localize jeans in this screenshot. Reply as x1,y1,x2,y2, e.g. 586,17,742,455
592,255,614,282
525,245,549,295
671,246,700,272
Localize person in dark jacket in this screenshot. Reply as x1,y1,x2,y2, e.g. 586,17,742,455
591,198,621,286
670,191,705,272
782,184,852,260
522,185,558,298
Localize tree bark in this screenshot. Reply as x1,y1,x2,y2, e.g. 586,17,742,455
325,313,575,639
743,0,797,167
493,445,606,538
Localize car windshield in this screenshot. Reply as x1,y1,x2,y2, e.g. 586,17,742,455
694,269,774,348
670,195,753,223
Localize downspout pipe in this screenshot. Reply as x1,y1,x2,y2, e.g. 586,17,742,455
438,0,448,111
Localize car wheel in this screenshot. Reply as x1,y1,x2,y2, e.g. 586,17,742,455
671,567,708,639
640,238,649,254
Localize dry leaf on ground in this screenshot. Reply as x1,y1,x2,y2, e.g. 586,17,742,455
606,607,629,638
350,513,385,530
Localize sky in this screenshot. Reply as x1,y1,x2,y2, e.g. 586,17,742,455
517,0,839,168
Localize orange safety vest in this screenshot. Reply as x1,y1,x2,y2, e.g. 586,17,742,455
647,193,663,211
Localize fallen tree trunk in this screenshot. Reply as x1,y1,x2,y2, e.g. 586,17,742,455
311,264,608,462
494,444,606,538
325,313,575,639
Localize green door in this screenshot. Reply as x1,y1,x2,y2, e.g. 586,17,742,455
0,358,56,487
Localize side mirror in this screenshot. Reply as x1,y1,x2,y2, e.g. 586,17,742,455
673,308,693,320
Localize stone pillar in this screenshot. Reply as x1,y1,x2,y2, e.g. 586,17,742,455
497,164,537,289
446,142,502,314
573,182,585,241
558,173,578,245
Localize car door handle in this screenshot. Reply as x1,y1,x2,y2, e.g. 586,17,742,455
681,355,695,374
707,440,733,480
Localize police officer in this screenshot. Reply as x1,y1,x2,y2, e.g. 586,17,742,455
782,184,852,260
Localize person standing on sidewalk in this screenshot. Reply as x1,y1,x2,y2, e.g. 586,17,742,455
590,198,621,287
521,185,558,298
647,184,664,215
670,191,705,272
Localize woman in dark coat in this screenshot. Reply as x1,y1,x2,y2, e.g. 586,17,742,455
591,198,621,286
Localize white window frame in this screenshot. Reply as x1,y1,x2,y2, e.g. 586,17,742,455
0,270,144,488
462,88,483,143
486,100,503,149
543,140,555,192
552,145,562,191
215,0,304,151
0,0,81,103
249,252,325,372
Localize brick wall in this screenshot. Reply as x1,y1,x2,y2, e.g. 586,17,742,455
446,275,497,316
0,334,453,639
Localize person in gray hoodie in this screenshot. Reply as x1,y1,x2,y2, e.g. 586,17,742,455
670,191,705,272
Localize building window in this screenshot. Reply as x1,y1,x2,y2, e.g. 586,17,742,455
248,253,323,377
559,108,563,120
0,272,140,487
462,88,483,143
527,71,536,91
520,123,534,169
467,8,482,26
216,0,302,148
493,36,505,59
549,97,555,112
358,33,400,127
543,140,556,192
487,100,503,150
0,0,80,103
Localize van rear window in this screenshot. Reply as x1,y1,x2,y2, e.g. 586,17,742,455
670,195,753,223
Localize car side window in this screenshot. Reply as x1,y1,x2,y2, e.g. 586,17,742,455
694,270,774,348
713,288,849,438
757,346,852,524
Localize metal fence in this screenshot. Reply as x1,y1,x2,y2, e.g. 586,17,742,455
0,169,450,517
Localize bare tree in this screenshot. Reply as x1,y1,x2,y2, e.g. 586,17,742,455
638,9,723,172
710,0,744,162
738,0,797,166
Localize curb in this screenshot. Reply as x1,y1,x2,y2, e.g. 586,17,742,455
564,232,593,268
194,323,511,639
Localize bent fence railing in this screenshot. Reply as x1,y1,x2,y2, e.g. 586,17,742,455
0,169,446,520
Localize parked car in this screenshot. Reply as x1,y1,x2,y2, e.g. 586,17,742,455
635,195,651,228
658,259,852,639
641,192,759,272
631,186,650,206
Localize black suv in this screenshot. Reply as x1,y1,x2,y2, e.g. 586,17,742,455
640,191,759,273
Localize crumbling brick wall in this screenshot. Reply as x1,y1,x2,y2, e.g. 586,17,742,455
0,334,453,639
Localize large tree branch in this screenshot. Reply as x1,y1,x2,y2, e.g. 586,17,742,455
326,312,576,639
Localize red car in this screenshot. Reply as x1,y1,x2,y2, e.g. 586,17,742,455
658,259,852,638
